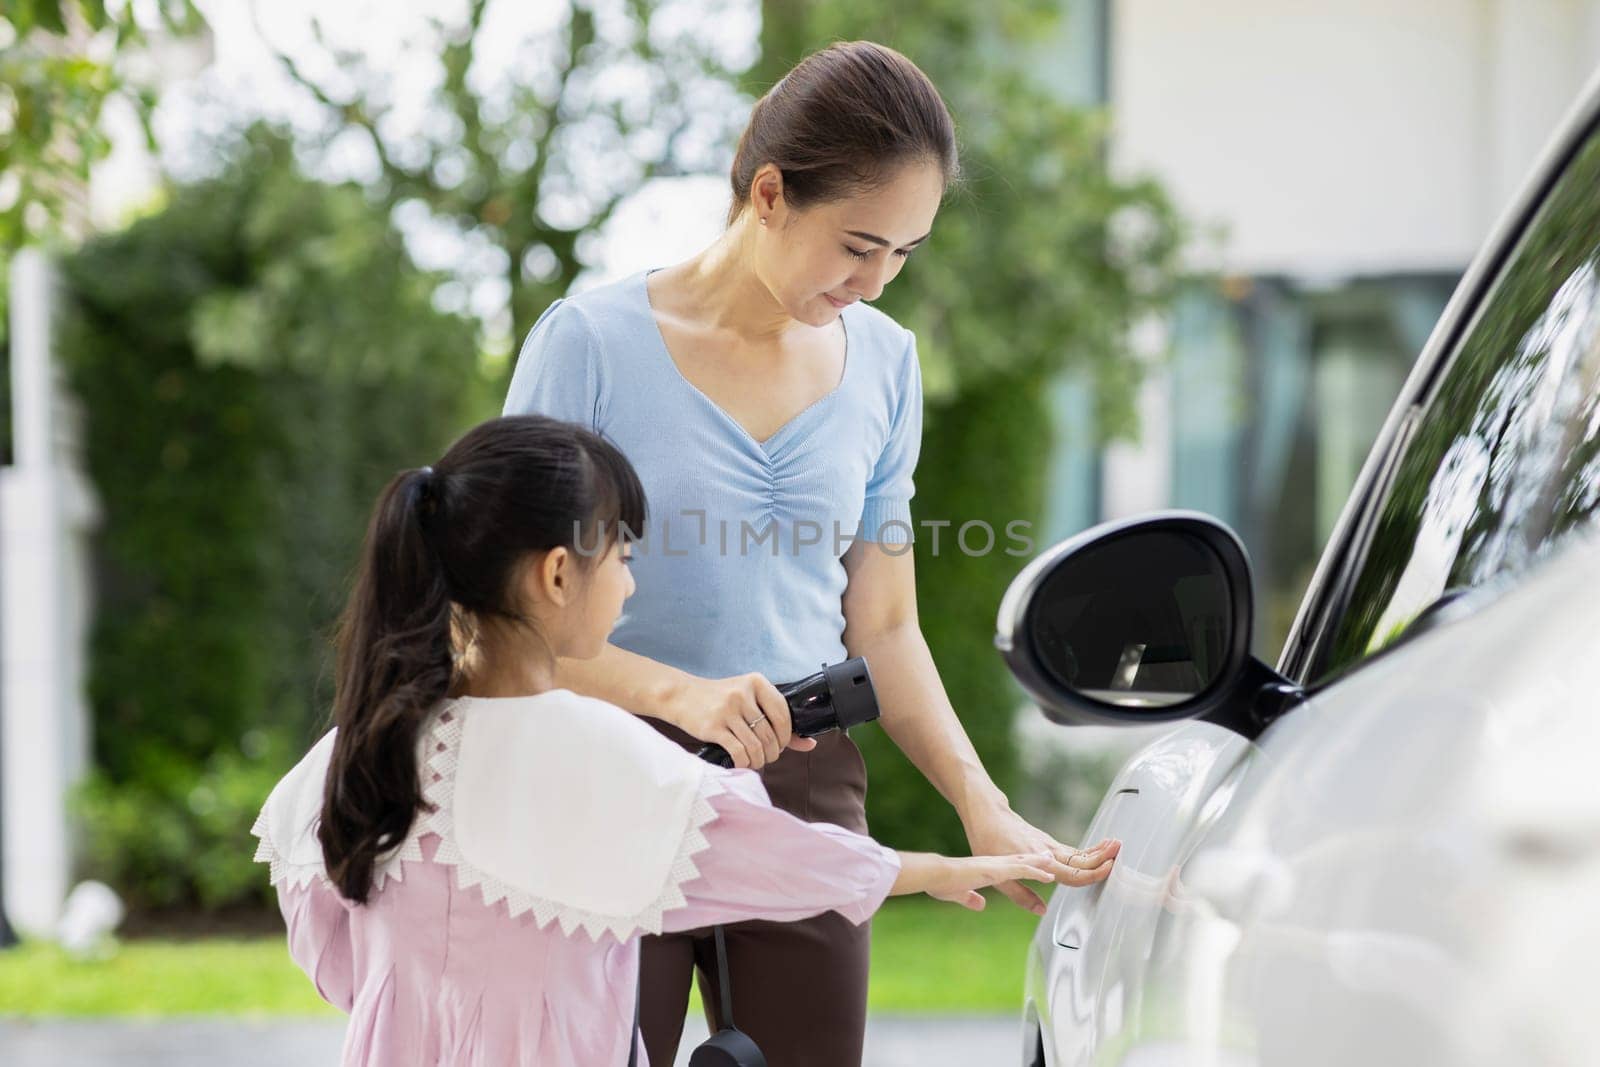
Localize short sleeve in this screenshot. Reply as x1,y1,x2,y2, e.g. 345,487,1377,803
663,770,901,931
858,330,924,545
502,298,608,431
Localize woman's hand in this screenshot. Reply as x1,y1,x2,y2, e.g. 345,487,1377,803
665,673,819,770
964,804,1121,915
892,851,1095,911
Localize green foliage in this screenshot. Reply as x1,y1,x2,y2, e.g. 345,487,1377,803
0,0,205,464
72,731,293,910
0,0,203,254
57,126,493,909
759,3,1185,852
267,0,754,344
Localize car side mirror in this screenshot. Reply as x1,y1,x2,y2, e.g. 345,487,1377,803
995,511,1300,738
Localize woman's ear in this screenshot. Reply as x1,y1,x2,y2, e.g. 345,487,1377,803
751,163,784,222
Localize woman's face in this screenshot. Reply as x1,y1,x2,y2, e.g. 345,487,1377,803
753,161,945,328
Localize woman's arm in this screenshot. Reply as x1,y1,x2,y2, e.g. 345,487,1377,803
552,643,692,723
841,538,1113,914
840,538,1007,818
553,645,817,768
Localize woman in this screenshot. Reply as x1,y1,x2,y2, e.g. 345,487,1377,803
504,41,1114,1066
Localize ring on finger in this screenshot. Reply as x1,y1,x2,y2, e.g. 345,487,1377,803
746,716,765,729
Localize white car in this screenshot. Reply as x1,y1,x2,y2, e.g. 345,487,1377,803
997,74,1600,1067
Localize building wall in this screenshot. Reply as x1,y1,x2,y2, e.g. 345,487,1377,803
1109,0,1600,277
1035,0,1600,657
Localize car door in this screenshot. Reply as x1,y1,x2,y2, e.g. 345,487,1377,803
1029,82,1600,1067
1099,102,1600,1066
1027,719,1254,1064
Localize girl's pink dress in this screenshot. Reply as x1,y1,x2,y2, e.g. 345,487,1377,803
258,694,900,1066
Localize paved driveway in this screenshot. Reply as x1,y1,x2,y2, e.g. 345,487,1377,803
0,1015,1023,1066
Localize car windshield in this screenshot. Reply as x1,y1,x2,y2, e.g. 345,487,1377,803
1315,123,1600,680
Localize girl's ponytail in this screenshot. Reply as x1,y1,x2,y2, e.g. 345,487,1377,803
320,466,456,903
315,415,646,902
314,416,647,905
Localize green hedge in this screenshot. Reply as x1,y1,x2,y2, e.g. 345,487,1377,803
58,128,493,909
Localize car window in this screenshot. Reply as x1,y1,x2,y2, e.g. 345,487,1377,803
1314,124,1600,680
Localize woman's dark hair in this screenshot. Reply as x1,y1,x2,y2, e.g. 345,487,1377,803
727,40,959,225
318,414,647,903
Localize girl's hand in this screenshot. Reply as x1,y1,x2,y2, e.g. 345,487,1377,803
667,673,819,770
892,844,1120,911
920,852,1090,911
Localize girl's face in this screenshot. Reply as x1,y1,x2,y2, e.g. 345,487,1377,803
752,161,945,328
564,537,635,659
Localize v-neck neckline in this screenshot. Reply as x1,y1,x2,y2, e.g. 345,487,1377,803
640,268,851,456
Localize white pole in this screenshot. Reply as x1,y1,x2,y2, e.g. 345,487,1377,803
2,248,92,938
11,249,55,466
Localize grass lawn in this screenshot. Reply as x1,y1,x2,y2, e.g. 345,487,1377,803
0,895,1037,1017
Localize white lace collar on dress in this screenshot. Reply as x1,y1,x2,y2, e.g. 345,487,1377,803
251,689,718,941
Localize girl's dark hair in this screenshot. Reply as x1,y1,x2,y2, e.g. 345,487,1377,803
318,414,647,903
727,40,959,226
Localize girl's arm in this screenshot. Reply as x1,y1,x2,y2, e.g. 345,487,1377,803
277,882,356,1012
661,770,1108,933
888,849,1114,911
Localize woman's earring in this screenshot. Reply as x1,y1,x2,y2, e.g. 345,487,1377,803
760,217,768,226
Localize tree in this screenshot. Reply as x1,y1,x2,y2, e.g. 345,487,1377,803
759,2,1185,852
258,0,755,346
61,127,492,909
0,0,203,255
0,0,205,462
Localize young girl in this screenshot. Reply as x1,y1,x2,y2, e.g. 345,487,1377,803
252,414,1117,1066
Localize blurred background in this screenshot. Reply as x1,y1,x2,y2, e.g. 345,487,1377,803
1,0,1598,1057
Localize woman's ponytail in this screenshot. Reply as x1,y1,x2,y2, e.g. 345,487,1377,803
319,466,456,903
